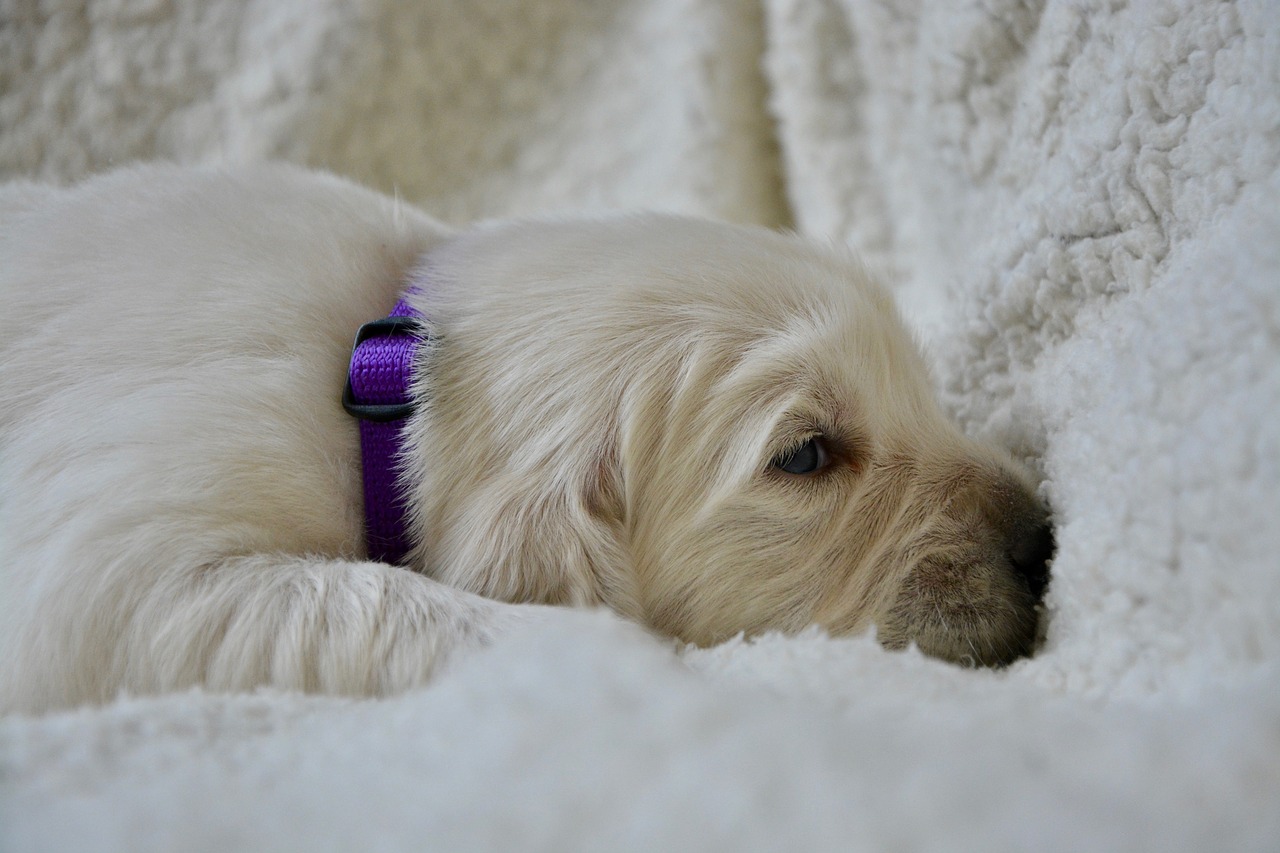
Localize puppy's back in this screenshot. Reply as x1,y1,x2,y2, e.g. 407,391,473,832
0,164,448,711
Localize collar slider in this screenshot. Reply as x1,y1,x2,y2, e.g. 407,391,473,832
342,316,425,422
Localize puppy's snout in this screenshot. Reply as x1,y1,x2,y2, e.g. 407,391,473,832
987,473,1055,602
1008,517,1054,601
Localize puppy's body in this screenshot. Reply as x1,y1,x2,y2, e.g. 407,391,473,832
0,165,1050,714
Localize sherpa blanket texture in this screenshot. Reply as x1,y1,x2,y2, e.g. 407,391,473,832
2,1,1279,850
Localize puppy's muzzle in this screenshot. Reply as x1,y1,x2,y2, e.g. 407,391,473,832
1007,506,1054,603
880,469,1056,667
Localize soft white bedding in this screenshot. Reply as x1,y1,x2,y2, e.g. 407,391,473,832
2,1,1278,849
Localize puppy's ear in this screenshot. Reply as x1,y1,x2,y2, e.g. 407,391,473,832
524,442,642,616
427,435,643,621
400,236,643,619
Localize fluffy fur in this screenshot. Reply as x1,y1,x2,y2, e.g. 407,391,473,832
0,164,1051,714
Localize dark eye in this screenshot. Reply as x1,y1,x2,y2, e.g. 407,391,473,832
772,437,831,475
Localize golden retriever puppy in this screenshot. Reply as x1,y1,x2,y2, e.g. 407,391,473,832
0,164,1052,714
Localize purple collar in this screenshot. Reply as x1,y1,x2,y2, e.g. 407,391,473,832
342,296,426,564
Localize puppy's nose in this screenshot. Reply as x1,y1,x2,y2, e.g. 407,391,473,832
1008,518,1054,601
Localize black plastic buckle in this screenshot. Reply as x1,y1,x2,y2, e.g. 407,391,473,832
341,316,425,422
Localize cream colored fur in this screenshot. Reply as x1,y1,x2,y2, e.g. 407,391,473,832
0,164,1049,714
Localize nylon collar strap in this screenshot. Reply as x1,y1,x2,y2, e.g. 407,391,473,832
342,296,425,564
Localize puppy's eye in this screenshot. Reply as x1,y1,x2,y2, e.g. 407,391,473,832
772,437,831,476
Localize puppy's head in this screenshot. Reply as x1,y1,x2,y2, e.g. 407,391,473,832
404,216,1052,666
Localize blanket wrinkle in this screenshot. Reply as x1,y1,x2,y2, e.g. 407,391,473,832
2,0,1279,850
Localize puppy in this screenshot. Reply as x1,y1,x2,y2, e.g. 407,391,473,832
0,164,1052,714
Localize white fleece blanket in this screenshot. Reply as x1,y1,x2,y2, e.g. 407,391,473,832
3,1,1279,850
